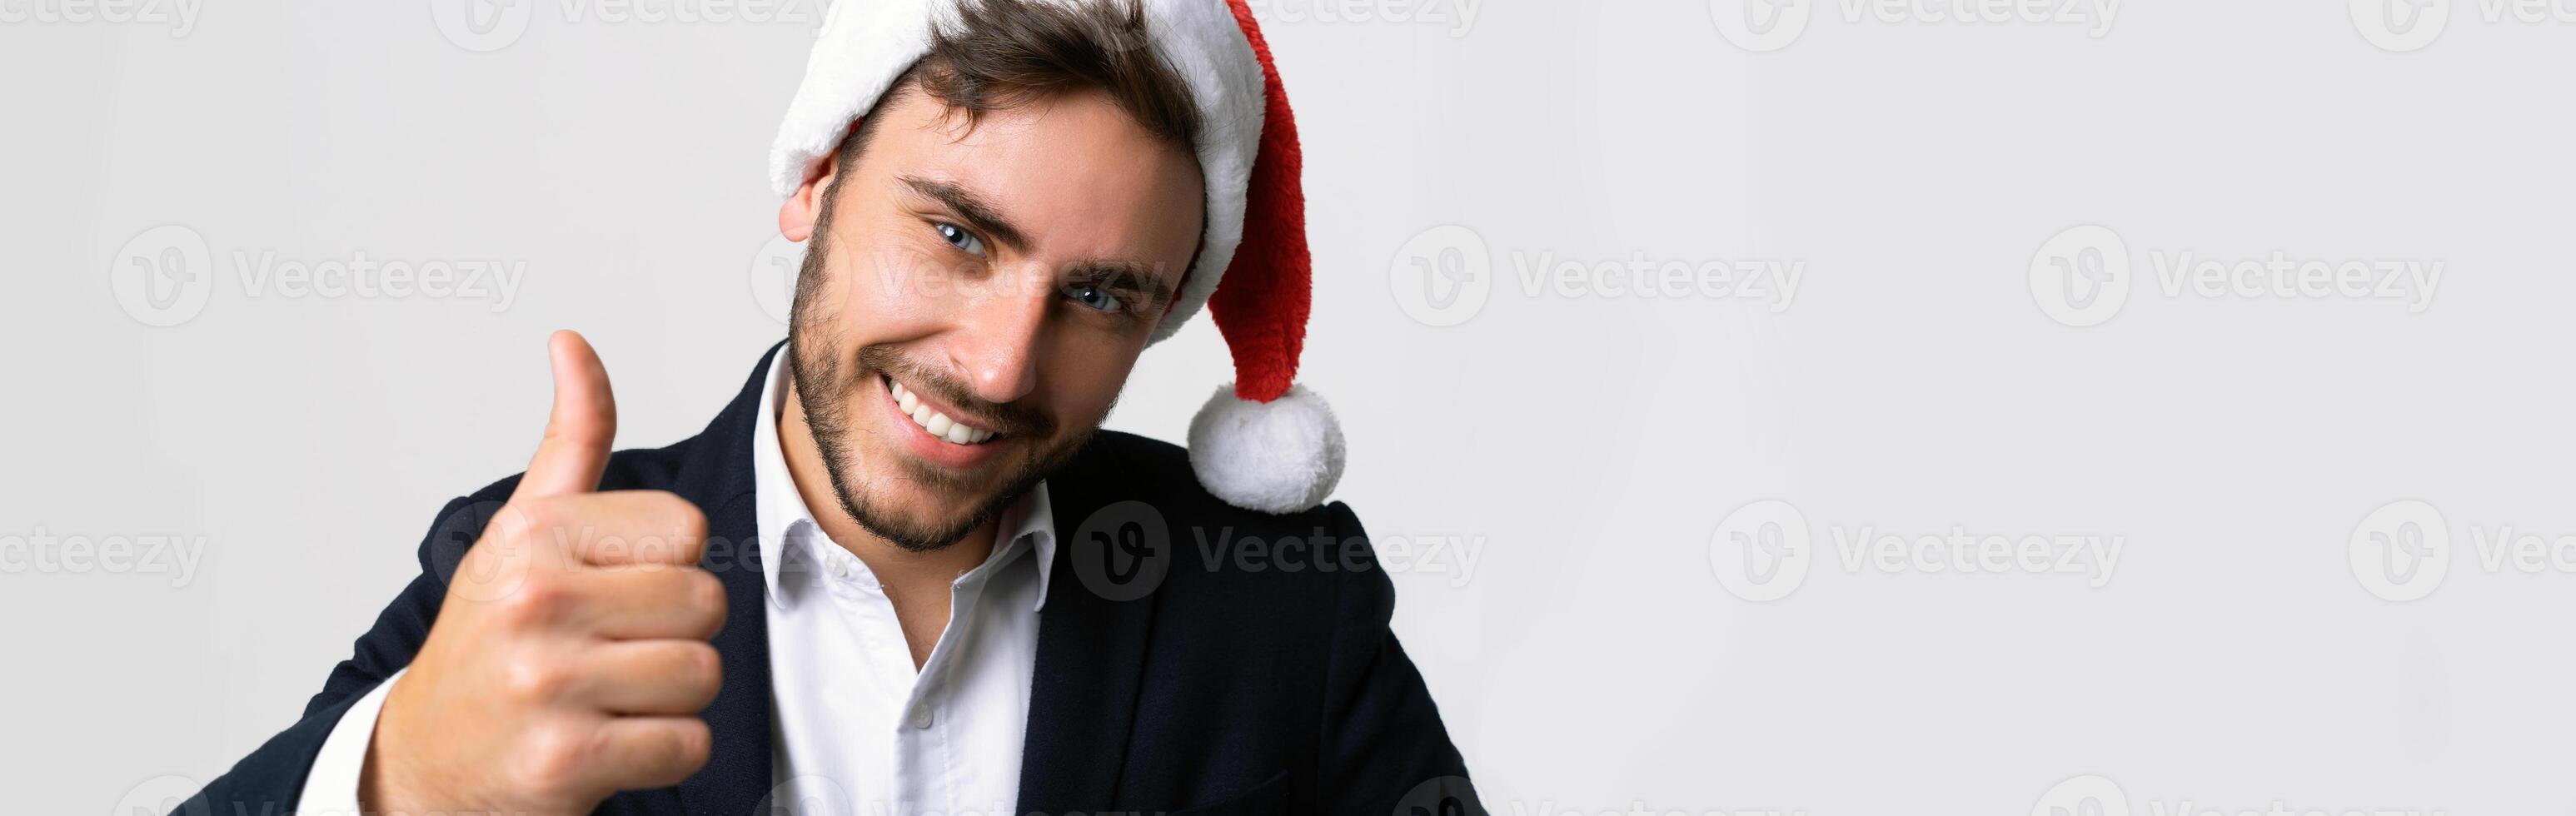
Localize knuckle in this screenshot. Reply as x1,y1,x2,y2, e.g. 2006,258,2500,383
495,571,566,624
679,642,723,696
500,656,570,701
645,492,710,561
670,720,712,769
685,570,726,615
670,497,709,540
515,723,590,794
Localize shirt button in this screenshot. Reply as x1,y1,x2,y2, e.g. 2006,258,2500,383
909,702,934,729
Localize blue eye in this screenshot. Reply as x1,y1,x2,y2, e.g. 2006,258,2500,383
934,222,984,254
1064,282,1125,313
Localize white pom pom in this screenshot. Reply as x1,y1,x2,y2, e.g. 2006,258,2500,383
1187,383,1346,515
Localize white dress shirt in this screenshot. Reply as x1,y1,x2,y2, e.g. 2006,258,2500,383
298,346,1057,816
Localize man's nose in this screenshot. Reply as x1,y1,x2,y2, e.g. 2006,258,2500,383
949,279,1048,406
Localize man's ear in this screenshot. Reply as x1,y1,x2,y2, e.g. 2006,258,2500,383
778,153,840,242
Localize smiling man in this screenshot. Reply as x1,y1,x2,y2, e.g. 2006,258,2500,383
174,1,1477,814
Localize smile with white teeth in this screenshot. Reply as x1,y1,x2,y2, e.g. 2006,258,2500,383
888,377,999,445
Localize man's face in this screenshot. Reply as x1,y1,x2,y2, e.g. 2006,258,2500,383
779,85,1205,552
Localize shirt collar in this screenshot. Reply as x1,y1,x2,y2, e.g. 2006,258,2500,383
750,344,1057,610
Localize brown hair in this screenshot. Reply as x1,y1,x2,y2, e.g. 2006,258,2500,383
831,0,1203,177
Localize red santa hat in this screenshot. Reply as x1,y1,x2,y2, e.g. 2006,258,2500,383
768,0,1343,514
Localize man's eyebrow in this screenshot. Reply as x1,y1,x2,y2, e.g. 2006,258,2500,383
898,174,1029,252
1069,261,1178,310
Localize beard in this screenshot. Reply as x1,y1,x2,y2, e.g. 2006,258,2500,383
784,225,1107,553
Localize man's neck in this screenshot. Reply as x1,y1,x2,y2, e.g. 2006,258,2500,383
778,376,998,611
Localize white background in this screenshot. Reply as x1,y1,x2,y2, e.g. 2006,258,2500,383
6,0,2573,814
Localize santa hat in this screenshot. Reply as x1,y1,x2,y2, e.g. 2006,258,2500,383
768,0,1343,514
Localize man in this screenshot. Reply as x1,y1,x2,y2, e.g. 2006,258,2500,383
173,0,1477,814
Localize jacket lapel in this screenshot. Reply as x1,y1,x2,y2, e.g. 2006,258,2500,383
1016,434,1161,813
664,347,1160,814
673,346,775,816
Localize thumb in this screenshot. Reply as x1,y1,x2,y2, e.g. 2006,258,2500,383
513,330,617,501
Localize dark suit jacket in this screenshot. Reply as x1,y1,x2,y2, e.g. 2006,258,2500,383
176,344,1479,816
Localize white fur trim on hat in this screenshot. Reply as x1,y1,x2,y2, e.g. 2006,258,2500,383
765,0,1264,346
1187,383,1344,514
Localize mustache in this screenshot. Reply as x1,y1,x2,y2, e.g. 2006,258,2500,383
855,344,1055,438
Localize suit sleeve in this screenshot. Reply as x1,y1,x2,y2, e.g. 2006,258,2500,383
1316,501,1486,816
170,495,496,814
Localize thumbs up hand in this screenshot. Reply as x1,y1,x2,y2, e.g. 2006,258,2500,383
365,331,726,816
